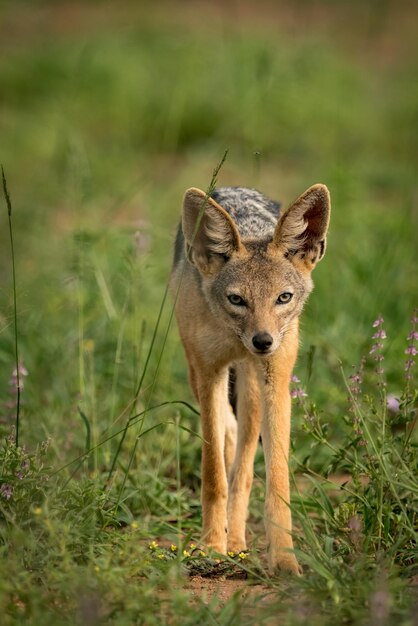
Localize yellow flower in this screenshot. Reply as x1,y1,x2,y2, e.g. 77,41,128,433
130,521,139,529
149,541,159,551
183,550,190,558
94,566,100,572
158,553,164,560
33,507,42,516
190,543,196,549
199,551,206,557
238,552,247,560
170,544,177,552
227,551,235,558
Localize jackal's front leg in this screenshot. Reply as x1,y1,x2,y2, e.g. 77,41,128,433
259,357,301,576
196,368,229,554
227,361,260,553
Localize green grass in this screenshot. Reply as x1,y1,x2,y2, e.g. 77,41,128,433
0,1,417,624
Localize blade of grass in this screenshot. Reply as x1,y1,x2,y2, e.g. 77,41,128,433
94,261,118,320
77,407,91,458
2,166,20,447
108,287,131,426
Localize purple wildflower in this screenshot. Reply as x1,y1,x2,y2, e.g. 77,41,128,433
386,395,400,414
4,361,29,422
14,363,28,377
348,357,365,438
370,318,386,356
291,388,307,399
348,515,362,533
370,342,384,354
290,375,308,407
8,361,28,391
372,315,384,328
0,484,13,500
405,345,417,356
348,356,366,399
16,458,30,480
369,316,387,384
405,309,417,381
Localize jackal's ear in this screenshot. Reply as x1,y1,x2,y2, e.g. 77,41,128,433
273,184,331,271
182,187,242,274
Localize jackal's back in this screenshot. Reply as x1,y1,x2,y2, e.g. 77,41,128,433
211,187,281,240
173,186,281,268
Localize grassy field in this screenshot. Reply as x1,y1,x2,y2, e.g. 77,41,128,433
0,1,417,624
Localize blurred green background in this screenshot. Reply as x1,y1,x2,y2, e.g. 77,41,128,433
0,0,417,458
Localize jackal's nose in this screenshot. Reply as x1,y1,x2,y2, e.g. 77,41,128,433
252,332,273,352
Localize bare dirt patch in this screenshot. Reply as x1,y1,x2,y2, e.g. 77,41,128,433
186,574,269,604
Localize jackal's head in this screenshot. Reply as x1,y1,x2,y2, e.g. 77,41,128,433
182,184,330,356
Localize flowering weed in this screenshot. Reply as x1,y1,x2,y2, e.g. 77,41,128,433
0,433,50,524
285,311,418,625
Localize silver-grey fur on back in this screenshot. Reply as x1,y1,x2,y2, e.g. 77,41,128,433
173,186,281,267
211,187,281,240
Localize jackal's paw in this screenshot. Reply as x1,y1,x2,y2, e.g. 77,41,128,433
227,535,247,554
268,552,302,577
202,533,227,555
203,543,227,556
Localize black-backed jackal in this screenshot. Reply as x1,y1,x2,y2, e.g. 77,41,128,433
170,184,331,574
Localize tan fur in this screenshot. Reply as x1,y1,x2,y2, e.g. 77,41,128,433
170,184,331,575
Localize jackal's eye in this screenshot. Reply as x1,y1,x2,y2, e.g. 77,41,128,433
276,292,293,305
227,294,246,306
